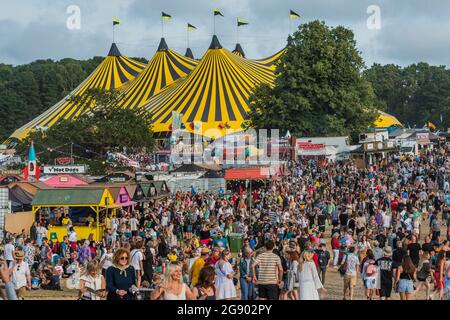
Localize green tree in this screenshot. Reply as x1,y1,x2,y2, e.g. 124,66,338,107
16,88,155,174
248,20,377,141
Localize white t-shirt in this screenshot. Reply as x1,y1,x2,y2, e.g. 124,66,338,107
130,218,139,231
3,243,15,261
68,231,78,242
344,253,360,276
37,226,47,238
130,249,143,271
12,261,30,289
382,214,391,228
101,252,114,270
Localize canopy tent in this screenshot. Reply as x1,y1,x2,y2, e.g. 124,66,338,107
374,111,403,128
7,43,146,143
224,167,271,180
8,184,34,212
117,38,199,111
253,47,287,69
140,35,280,138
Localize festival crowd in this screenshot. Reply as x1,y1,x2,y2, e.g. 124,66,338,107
1,145,450,300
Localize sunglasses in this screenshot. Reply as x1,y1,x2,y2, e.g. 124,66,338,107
120,256,129,261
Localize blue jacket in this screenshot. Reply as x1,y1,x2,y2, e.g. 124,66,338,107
239,257,255,279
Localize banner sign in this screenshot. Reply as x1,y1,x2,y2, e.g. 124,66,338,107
43,165,86,174
416,133,430,144
297,143,325,150
56,157,72,165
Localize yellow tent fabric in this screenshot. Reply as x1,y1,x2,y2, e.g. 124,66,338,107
374,111,403,128
139,35,278,139
9,43,146,141
253,47,287,70
232,43,246,58
117,38,199,110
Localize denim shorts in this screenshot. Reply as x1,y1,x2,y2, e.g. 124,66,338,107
364,278,376,289
397,279,414,293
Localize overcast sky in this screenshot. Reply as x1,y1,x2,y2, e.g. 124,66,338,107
1,0,449,68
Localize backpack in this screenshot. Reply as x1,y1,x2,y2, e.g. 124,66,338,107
366,261,376,277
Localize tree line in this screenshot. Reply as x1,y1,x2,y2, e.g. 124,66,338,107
0,56,147,142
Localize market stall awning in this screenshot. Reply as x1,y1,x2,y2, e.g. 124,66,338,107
224,167,270,180
32,188,114,207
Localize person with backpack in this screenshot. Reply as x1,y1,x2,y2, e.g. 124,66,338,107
315,243,330,286
340,246,359,300
430,212,442,242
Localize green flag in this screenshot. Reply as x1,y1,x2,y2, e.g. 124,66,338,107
290,10,300,20
162,12,172,21
187,23,197,31
237,18,249,27
214,8,224,17
112,17,120,26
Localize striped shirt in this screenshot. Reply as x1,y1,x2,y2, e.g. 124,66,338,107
254,252,281,285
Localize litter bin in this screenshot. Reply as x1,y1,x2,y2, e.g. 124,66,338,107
228,233,244,253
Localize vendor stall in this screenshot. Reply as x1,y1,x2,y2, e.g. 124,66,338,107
31,188,117,241
107,185,136,212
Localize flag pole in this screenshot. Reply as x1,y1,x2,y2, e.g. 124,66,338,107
214,14,216,35
113,24,115,43
237,20,239,44
187,27,190,48
161,18,164,38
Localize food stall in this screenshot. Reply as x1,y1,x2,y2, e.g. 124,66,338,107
31,188,117,241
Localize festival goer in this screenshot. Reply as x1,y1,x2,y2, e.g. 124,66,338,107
215,249,236,300
239,247,256,300
151,262,196,300
376,246,394,300
79,260,106,300
252,240,283,300
394,256,417,300
297,250,325,300
105,248,136,300
11,250,31,300
191,265,217,300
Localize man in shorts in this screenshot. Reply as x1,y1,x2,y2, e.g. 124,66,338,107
252,240,283,300
342,246,359,300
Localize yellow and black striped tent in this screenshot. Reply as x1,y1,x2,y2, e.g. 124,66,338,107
139,35,279,139
232,43,246,58
117,38,198,111
374,111,403,128
8,43,146,142
253,47,287,69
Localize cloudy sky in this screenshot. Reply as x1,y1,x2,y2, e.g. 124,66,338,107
1,0,449,68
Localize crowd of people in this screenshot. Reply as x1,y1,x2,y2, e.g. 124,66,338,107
1,145,450,300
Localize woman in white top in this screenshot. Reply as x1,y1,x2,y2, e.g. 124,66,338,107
298,250,326,300
79,260,106,300
151,262,196,300
215,250,237,300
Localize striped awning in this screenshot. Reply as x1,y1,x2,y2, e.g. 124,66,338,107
9,43,146,141
139,35,281,139
117,38,199,111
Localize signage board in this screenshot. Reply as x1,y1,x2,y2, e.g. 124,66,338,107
43,166,86,174
297,143,325,150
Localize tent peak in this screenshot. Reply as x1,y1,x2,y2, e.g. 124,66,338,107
209,35,222,49
108,43,122,57
158,37,169,51
185,48,194,59
233,43,245,57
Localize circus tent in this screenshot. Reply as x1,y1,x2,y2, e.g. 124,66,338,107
139,35,280,139
232,43,246,58
117,38,199,111
8,43,146,142
374,111,403,128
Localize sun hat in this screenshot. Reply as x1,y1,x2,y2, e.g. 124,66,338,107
14,250,25,259
201,247,211,255
383,246,392,256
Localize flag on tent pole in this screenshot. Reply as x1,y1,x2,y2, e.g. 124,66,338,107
187,23,197,31
214,8,224,17
290,10,300,20
428,121,436,130
112,17,120,26
237,18,249,27
162,12,172,21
